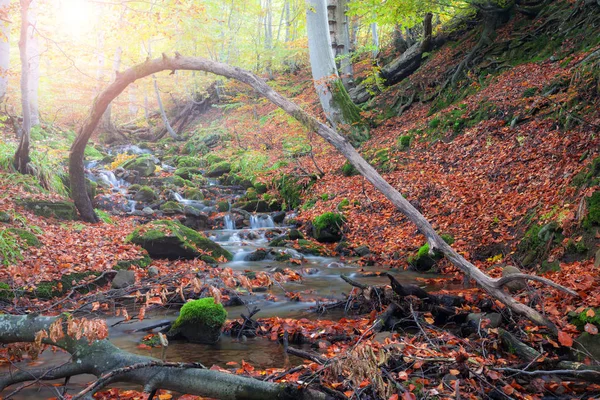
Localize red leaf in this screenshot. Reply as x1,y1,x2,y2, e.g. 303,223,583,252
585,323,598,335
558,330,573,347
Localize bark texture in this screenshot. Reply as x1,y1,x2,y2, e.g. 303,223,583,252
13,0,32,174
69,53,576,334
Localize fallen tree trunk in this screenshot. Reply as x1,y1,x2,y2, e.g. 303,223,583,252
68,53,576,334
0,314,327,399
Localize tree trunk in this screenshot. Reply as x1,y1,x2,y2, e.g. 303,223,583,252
13,0,32,174
329,0,354,87
0,314,327,400
68,53,576,334
27,0,39,127
101,46,122,132
370,22,379,58
153,75,180,140
306,0,362,134
0,0,10,105
129,83,138,117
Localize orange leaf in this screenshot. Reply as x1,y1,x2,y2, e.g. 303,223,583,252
586,309,596,318
502,385,514,395
558,330,573,347
585,323,598,335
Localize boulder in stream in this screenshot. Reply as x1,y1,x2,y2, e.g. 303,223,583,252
205,161,231,178
126,220,233,261
167,297,227,344
311,212,345,243
122,155,156,177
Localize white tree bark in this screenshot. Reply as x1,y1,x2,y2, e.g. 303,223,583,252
329,0,353,87
101,46,121,130
27,0,39,126
0,0,10,103
371,22,379,58
153,75,179,140
128,83,138,117
306,0,341,127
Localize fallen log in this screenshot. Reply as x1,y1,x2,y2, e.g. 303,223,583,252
0,314,328,400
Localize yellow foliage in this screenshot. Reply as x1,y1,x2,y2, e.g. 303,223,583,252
110,153,135,170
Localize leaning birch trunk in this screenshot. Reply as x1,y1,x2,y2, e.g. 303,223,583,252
69,54,576,334
370,22,379,58
0,0,10,104
27,0,39,126
153,75,179,140
0,314,327,400
13,0,32,174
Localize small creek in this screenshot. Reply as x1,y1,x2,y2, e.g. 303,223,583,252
2,145,456,398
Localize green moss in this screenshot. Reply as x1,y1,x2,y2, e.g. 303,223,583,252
330,79,369,146
177,156,205,168
115,253,152,270
254,182,268,194
184,188,204,200
21,200,78,221
337,198,350,211
245,188,258,201
205,154,225,165
206,162,231,177
571,157,600,187
170,297,227,331
0,282,13,300
217,201,230,212
129,184,142,192
126,220,233,260
440,234,455,246
174,167,203,180
95,209,115,224
296,239,328,256
341,162,359,177
84,145,104,159
134,186,157,202
522,87,538,98
313,212,345,232
35,271,100,299
397,135,412,150
6,228,41,247
173,175,190,188
583,191,600,229
568,308,600,331
274,174,315,210
160,201,185,213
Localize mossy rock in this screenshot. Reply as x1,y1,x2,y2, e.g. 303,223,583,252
205,162,231,178
115,253,152,270
583,191,600,229
572,156,600,188
239,200,272,213
160,201,185,214
220,173,254,188
6,228,41,247
217,201,230,212
34,271,102,300
407,235,453,272
21,200,78,221
184,188,204,201
86,178,97,200
173,175,191,188
122,155,156,177
296,239,328,256
245,188,258,201
254,182,268,194
0,282,14,301
174,167,203,180
168,297,227,344
126,220,233,261
202,134,221,148
245,249,268,262
133,186,157,202
205,154,225,165
177,156,204,168
128,184,142,192
0,211,11,223
312,212,345,243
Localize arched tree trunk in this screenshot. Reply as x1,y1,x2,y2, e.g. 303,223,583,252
69,53,576,334
13,0,33,174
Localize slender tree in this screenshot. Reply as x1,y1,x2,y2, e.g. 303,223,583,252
13,0,32,174
26,0,39,126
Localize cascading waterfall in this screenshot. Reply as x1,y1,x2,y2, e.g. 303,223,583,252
224,215,236,230
250,215,275,229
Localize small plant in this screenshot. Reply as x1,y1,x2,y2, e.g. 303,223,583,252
341,162,359,176
397,135,412,150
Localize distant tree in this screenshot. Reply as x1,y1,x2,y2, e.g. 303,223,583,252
0,0,10,104
13,0,32,174
26,0,39,126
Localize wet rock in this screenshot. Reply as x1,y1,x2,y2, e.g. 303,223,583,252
205,162,231,178
466,312,503,329
174,167,203,180
300,268,319,275
288,229,304,240
272,211,286,224
112,270,136,289
354,245,371,257
133,186,157,203
21,200,78,221
147,266,160,278
502,265,526,293
160,201,185,214
126,220,233,260
245,249,268,262
0,211,11,223
142,207,154,215
573,332,600,361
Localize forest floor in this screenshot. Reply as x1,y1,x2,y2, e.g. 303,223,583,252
1,2,600,399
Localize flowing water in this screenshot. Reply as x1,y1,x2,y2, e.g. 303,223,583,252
2,148,457,398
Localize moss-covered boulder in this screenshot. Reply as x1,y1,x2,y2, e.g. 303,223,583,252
160,201,185,214
583,191,600,229
254,182,268,194
133,186,157,202
6,228,41,247
184,188,204,201
115,253,152,270
174,167,203,180
167,297,227,344
312,212,345,243
0,282,14,301
126,220,232,261
22,200,78,220
0,211,11,223
205,154,225,165
205,161,231,178
296,239,328,256
177,156,204,168
34,271,103,299
122,155,156,177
